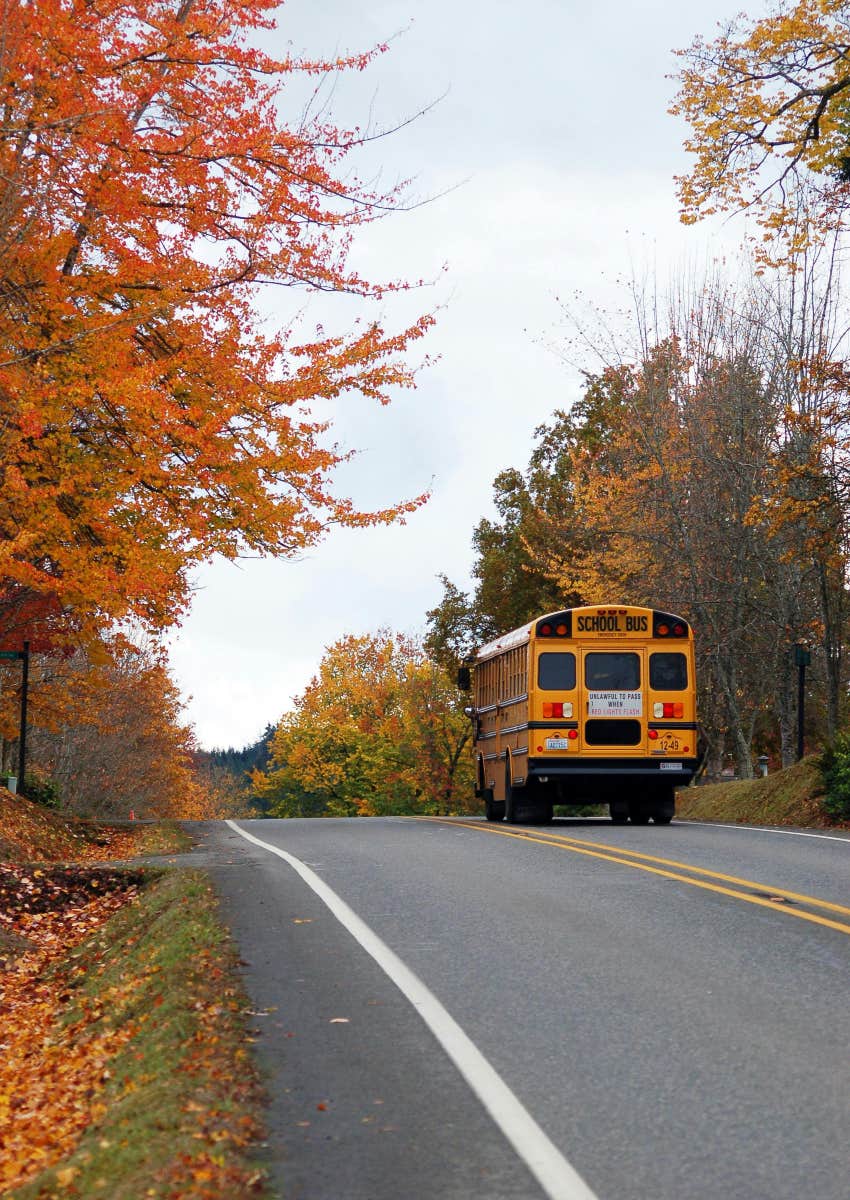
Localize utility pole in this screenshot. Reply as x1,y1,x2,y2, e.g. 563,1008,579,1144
0,644,30,793
19,641,30,795
794,641,811,762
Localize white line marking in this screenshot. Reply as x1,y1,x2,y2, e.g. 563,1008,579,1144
226,819,599,1200
689,821,850,845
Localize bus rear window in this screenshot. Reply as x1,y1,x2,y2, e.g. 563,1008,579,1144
538,652,576,691
650,652,687,691
585,652,640,690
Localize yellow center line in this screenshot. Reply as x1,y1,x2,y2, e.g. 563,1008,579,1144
516,829,850,918
418,818,850,937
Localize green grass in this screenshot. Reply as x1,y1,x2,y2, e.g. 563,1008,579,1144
135,820,194,856
676,756,837,827
7,870,271,1200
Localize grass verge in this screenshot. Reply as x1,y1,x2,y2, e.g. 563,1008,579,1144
676,756,841,827
1,868,270,1200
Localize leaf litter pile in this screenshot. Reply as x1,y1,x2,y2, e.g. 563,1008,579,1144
0,814,269,1200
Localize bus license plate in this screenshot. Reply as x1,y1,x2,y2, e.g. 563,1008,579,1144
659,762,682,771
545,737,569,750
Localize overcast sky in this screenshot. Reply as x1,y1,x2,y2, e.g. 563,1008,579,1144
169,0,763,750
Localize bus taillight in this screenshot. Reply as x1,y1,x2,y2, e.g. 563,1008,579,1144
653,702,684,719
653,611,689,638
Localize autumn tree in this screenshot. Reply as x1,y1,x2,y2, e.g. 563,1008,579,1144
253,631,474,817
0,0,432,648
539,267,850,772
436,259,850,775
1,637,223,817
672,1,850,249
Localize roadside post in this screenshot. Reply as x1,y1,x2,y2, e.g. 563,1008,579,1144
793,641,811,762
0,642,30,796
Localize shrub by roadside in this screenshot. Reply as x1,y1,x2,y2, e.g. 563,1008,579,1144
818,734,850,822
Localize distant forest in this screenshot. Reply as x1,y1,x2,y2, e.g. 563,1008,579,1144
195,725,275,792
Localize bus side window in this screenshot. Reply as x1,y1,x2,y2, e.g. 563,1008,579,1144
649,652,688,690
538,652,576,691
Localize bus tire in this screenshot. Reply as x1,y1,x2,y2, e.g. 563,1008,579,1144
610,800,629,825
629,798,651,825
484,790,505,822
504,761,524,824
652,790,675,825
536,800,554,825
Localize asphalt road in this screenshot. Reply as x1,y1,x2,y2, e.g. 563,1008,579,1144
188,816,850,1200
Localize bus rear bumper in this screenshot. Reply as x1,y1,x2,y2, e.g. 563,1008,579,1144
526,757,698,788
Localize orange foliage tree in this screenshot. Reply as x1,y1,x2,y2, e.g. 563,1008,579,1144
0,0,431,644
6,637,221,818
534,274,850,771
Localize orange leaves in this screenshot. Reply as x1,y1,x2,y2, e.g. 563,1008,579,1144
0,865,141,1192
1,636,228,820
0,861,271,1199
0,0,432,642
0,787,91,863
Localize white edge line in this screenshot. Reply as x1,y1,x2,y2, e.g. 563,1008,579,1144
688,820,850,844
225,819,599,1200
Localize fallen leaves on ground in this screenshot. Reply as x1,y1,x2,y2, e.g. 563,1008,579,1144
0,865,142,1191
0,788,161,865
0,791,89,862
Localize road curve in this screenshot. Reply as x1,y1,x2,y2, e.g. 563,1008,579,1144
189,816,850,1200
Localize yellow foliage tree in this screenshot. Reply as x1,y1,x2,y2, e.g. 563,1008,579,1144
253,631,475,817
672,0,850,251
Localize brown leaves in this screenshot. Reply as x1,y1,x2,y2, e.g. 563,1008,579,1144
0,788,89,863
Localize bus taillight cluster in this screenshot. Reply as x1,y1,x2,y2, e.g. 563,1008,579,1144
652,610,689,638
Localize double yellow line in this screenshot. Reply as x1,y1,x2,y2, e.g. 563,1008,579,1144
422,818,850,937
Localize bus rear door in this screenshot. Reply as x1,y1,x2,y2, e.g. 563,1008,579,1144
579,646,647,755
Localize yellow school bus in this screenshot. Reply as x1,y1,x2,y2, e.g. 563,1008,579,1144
461,604,699,825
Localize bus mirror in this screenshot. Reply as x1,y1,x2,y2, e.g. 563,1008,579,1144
457,666,471,691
